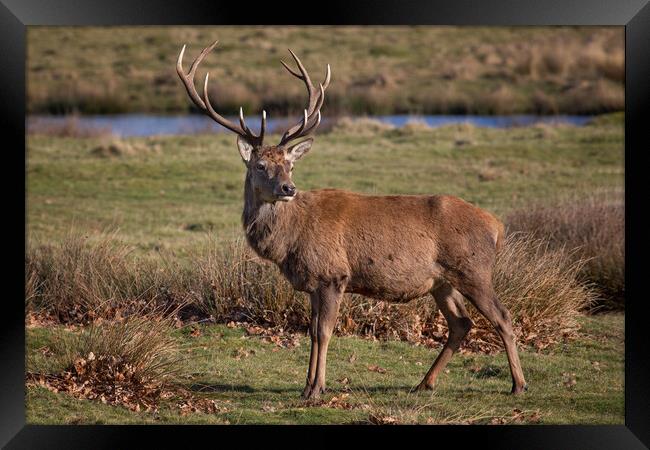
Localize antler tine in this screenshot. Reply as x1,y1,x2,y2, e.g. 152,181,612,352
177,44,207,110
323,64,331,90
281,110,308,144
203,73,248,136
177,41,264,145
239,107,253,135
279,50,330,146
302,110,321,136
288,49,313,86
260,110,267,143
280,59,303,79
313,83,325,117
281,83,325,144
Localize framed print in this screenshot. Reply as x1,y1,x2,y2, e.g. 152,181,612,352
2,0,648,447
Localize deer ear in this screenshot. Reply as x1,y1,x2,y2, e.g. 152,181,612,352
286,138,313,162
237,136,255,163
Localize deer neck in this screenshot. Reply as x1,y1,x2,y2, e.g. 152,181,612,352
242,173,299,264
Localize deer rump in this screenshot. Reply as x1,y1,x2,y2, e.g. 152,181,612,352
250,189,503,301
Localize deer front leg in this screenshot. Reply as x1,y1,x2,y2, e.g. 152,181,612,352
302,292,320,398
305,280,344,400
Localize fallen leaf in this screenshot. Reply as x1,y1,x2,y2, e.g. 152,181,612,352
369,413,399,425
367,364,387,374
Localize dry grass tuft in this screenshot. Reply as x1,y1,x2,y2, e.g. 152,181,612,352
90,139,162,158
452,122,477,147
190,238,309,327
25,233,184,323
27,311,184,412
332,117,395,135
506,195,624,310
558,80,623,114
396,118,431,135
489,233,596,349
28,115,113,138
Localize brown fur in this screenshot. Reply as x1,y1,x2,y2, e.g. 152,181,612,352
175,43,525,398
245,188,501,299
240,143,527,399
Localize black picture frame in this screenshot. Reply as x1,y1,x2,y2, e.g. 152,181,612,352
3,0,648,447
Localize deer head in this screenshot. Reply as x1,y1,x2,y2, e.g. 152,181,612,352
177,41,330,202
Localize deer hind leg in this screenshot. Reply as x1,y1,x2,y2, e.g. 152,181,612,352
460,276,527,394
304,279,345,400
415,282,472,391
302,292,320,398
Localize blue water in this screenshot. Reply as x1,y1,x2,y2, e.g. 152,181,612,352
27,114,593,138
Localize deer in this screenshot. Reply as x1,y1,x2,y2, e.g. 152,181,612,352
176,41,527,400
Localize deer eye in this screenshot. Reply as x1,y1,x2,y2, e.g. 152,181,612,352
256,163,265,171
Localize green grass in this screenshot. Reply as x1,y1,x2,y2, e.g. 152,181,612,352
25,116,625,424
27,26,623,115
26,313,624,424
27,115,624,257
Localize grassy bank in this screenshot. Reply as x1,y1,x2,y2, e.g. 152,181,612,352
28,26,623,115
26,313,624,424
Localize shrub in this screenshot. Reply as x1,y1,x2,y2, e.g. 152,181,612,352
190,238,309,327
506,195,624,310
25,233,185,323
489,233,595,348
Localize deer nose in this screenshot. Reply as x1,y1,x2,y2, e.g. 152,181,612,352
280,183,296,196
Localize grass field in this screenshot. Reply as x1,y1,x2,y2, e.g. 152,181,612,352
26,313,624,425
27,26,623,115
27,113,624,257
25,114,625,424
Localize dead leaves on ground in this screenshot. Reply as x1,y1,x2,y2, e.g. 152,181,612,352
368,408,543,425
562,372,578,390
242,323,300,349
176,393,229,417
231,347,255,360
26,352,229,416
367,364,387,374
36,346,54,357
335,306,579,354
369,413,399,425
27,353,164,413
307,393,367,411
489,408,543,425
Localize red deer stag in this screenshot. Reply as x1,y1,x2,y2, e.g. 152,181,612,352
177,41,527,399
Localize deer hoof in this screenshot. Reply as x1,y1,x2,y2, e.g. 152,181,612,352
307,389,321,400
302,384,325,400
412,382,434,393
301,386,312,399
511,383,528,395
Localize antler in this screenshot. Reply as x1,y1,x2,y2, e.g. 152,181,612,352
278,49,330,146
177,41,266,146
